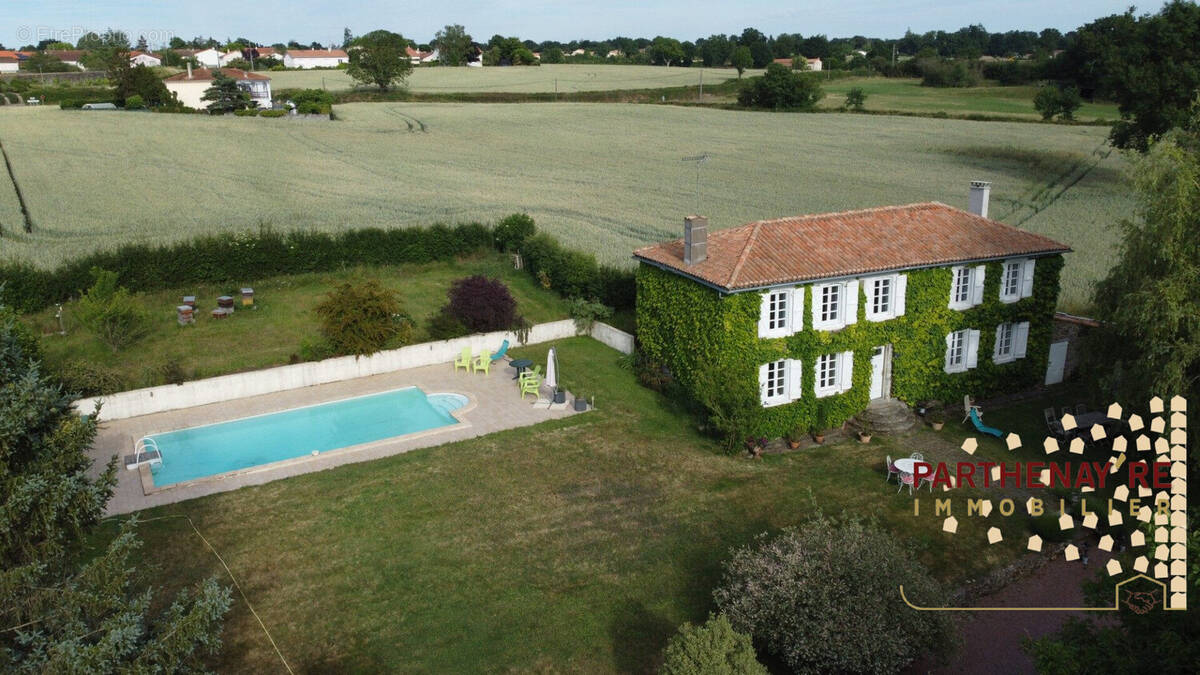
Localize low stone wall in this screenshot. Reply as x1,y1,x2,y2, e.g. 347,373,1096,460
75,320,579,421
590,321,634,354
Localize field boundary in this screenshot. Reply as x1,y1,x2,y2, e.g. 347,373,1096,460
0,136,32,233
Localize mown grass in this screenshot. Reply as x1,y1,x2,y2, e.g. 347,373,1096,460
0,103,1132,310
30,254,569,388
94,337,1030,673
818,77,1120,122
267,64,757,94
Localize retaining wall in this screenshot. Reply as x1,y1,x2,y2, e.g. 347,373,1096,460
74,320,635,421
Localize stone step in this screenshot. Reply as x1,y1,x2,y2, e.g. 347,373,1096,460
852,398,918,435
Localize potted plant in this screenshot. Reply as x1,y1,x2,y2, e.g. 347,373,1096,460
785,427,804,450
929,409,945,431
857,420,873,444
811,406,828,444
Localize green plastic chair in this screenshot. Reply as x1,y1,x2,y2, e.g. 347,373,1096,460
519,365,542,383
520,374,541,400
453,346,472,373
473,349,492,375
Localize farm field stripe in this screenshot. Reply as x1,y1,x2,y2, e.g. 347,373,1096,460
0,136,33,233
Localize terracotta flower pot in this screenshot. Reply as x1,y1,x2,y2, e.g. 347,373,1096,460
813,434,825,444
787,440,800,449
858,433,872,444
931,422,945,431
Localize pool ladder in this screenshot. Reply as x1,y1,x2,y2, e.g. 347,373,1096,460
126,437,164,471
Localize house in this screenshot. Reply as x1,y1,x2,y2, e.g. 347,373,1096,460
46,50,86,69
633,182,1071,437
569,48,586,56
130,51,162,67
771,56,824,71
283,49,349,68
0,51,20,73
163,67,272,110
189,48,223,68
606,49,622,59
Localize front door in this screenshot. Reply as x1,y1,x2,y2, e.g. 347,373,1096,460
869,345,891,400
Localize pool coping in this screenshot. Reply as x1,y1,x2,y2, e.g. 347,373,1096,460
137,386,478,496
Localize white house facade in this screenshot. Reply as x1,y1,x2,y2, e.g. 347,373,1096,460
130,51,162,67
163,67,272,110
282,49,349,69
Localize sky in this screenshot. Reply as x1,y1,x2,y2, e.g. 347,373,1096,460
2,1,1144,47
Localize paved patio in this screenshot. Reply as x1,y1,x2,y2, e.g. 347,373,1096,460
90,359,581,515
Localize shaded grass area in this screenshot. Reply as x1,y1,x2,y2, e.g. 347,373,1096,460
818,77,1120,122
92,338,1030,673
29,254,569,389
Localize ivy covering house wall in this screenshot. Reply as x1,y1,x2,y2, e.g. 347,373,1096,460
636,255,1063,438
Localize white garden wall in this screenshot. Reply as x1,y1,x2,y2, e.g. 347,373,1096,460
590,321,634,355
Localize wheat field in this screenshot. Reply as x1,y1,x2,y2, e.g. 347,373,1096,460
267,64,757,93
0,103,1133,309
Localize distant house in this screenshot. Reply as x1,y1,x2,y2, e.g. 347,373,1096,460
190,48,223,68
772,56,823,72
569,49,586,57
130,51,162,67
46,50,86,69
163,67,272,110
0,55,18,74
606,49,622,59
634,183,1070,437
283,49,349,69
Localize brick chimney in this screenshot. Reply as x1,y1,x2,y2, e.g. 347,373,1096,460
968,180,991,218
684,215,708,265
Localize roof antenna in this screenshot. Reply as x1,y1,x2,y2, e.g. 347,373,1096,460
680,153,710,214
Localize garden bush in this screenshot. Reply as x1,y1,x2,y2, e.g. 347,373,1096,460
714,516,954,674
72,268,152,353
493,212,536,252
660,613,766,675
50,359,127,397
736,63,824,110
124,95,144,110
566,296,613,334
233,108,259,117
259,109,287,118
426,310,470,341
314,280,411,356
445,275,517,333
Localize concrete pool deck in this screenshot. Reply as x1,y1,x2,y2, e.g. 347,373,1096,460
90,359,582,515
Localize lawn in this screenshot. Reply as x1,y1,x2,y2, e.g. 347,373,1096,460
30,254,569,389
268,64,756,94
0,103,1132,310
817,77,1120,122
93,336,1046,673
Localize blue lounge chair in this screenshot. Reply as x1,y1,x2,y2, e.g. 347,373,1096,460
968,408,1003,438
490,339,510,362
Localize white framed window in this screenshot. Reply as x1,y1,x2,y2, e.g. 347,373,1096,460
1000,261,1022,302
814,351,854,398
758,287,803,338
864,274,907,322
944,329,980,373
759,358,803,407
993,321,1030,364
811,280,858,331
948,265,986,310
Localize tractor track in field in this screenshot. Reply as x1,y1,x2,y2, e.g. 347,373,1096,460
384,107,428,132
0,135,33,233
993,139,1113,227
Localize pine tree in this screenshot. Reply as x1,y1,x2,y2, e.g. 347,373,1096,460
200,71,251,114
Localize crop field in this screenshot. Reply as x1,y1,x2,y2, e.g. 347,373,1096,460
0,103,1133,309
818,77,1120,121
268,64,757,93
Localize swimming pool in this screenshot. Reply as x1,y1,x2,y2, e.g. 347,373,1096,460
145,387,466,487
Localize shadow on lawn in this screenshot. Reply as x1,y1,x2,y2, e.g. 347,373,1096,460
608,600,676,674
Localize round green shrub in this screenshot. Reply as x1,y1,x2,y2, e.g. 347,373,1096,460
124,94,144,110
493,213,537,252
314,280,409,356
714,517,954,674
660,613,766,675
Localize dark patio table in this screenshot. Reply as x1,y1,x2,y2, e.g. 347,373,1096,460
509,358,533,380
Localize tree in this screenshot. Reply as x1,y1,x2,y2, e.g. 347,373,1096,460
19,52,76,73
648,36,685,67
494,212,537,251
342,27,353,50
314,280,411,356
201,70,251,113
435,24,474,66
1033,84,1082,121
541,47,564,64
169,36,187,49
730,46,752,77
699,34,733,67
0,302,232,671
346,29,414,90
737,63,824,110
714,517,953,674
73,268,152,352
660,614,766,675
1085,105,1200,409
844,86,867,111
444,276,518,333
135,34,148,51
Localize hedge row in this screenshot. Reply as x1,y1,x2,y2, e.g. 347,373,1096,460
2,221,637,315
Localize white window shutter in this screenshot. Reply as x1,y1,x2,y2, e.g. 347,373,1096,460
948,268,961,309
838,351,854,393
944,333,955,373
788,359,803,400
971,265,986,306
993,324,1004,361
1014,321,1030,358
757,293,771,338
811,286,822,329
758,363,770,404
894,274,907,317
789,287,804,333
966,329,981,369
1021,259,1035,298
844,280,859,326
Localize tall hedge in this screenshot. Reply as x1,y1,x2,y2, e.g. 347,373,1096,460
636,255,1064,437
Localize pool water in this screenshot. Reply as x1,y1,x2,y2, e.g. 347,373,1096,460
147,387,464,487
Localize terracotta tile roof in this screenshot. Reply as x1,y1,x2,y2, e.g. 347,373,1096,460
632,202,1071,292
47,50,84,61
162,67,271,82
286,49,348,59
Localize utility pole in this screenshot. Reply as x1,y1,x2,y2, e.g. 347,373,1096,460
698,69,703,102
